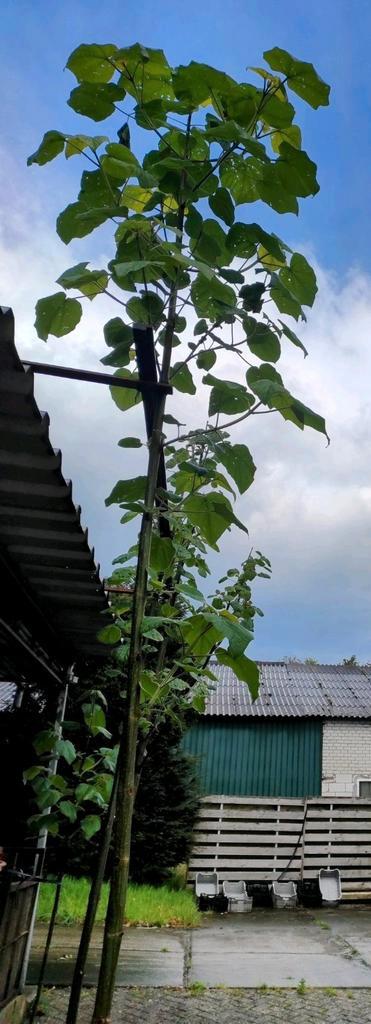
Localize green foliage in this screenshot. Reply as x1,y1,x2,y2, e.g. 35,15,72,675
28,44,330,956
34,293,82,340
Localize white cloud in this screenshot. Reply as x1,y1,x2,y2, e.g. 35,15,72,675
2,146,371,661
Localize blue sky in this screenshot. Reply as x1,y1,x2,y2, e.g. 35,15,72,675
2,0,371,662
3,0,371,272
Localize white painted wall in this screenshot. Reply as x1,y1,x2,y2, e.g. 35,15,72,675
322,720,371,796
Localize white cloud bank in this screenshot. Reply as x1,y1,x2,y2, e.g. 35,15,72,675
2,146,371,662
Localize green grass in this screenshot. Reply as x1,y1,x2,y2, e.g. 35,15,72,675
37,876,200,928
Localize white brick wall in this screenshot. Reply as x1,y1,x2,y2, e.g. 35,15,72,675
322,720,371,796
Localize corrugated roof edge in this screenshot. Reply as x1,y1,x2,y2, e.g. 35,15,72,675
203,661,371,720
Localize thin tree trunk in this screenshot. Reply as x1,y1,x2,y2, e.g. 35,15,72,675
66,775,118,1024
92,129,190,1020
91,393,167,1024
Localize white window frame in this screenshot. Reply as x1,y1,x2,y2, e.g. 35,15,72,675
356,777,371,797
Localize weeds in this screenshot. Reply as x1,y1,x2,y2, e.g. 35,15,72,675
189,981,207,996
37,876,200,928
297,978,307,996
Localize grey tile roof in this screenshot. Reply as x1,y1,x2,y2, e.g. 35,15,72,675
205,662,371,719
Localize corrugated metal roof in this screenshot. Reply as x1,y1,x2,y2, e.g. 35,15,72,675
205,662,371,719
0,307,108,660
0,682,17,711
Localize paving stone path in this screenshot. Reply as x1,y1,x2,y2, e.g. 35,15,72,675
39,986,371,1024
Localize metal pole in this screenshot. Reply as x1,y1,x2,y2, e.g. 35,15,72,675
19,667,73,990
28,875,63,1024
22,359,172,394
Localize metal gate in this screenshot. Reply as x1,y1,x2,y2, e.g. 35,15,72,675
0,849,43,1010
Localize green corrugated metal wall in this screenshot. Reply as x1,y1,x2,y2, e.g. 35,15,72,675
182,719,322,797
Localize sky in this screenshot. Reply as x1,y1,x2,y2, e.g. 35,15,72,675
1,0,371,663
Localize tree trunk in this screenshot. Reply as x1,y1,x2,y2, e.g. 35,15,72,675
91,391,169,1024
91,164,188,1020
66,775,118,1024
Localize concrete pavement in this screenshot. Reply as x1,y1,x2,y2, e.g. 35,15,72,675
29,907,371,989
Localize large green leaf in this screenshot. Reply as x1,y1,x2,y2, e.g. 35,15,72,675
97,624,122,645
246,364,329,439
270,277,304,321
101,343,132,367
246,363,287,404
115,46,173,104
170,362,196,395
149,536,175,573
54,739,76,765
262,95,297,130
223,82,260,126
227,222,285,262
34,293,82,341
244,317,281,363
64,134,108,158
215,442,256,494
59,800,78,823
257,168,299,214
110,369,143,412
81,815,101,839
57,262,108,299
191,275,236,319
118,437,143,448
101,143,141,180
68,82,125,120
105,477,147,507
183,491,249,547
120,185,154,211
204,612,254,657
27,131,65,167
173,61,236,108
288,398,329,441
191,219,229,266
216,648,260,699
181,614,220,656
278,319,308,357
221,155,263,204
126,292,164,327
57,168,121,243
82,703,109,737
279,253,317,307
196,350,216,371
185,205,203,238
175,581,205,603
103,317,133,348
262,94,295,128
66,42,118,83
276,144,319,198
203,374,255,417
239,283,265,313
263,48,330,109
208,188,235,227
57,202,108,243
270,124,302,154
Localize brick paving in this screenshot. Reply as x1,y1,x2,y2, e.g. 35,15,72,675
38,986,371,1024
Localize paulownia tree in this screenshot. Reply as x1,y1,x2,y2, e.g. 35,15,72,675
29,41,330,1022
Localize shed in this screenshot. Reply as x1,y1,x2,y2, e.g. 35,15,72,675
183,661,371,799
0,307,109,1013
186,663,371,894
